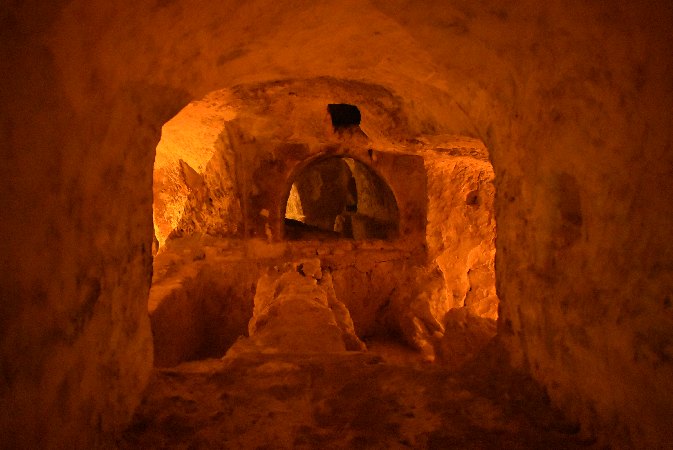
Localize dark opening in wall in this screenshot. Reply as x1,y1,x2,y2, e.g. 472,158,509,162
328,104,361,129
466,190,479,206
284,156,398,240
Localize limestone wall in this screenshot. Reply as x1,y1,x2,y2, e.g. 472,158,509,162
153,97,242,246
426,153,497,319
149,248,259,367
2,0,672,447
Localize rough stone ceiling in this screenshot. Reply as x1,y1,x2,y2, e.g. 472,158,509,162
49,0,491,135
157,80,491,159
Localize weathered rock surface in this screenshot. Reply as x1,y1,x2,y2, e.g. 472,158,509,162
154,98,242,247
229,259,366,355
425,153,498,320
153,80,428,250
149,238,258,367
149,236,427,366
379,266,448,361
121,348,588,449
437,307,497,368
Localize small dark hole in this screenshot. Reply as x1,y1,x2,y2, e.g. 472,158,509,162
328,104,361,129
466,190,479,206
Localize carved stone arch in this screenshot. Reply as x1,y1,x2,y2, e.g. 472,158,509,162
282,154,399,240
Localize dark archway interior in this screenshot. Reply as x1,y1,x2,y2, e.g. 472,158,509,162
284,156,399,240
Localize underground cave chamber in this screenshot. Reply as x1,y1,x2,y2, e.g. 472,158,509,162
4,2,672,448
149,81,499,367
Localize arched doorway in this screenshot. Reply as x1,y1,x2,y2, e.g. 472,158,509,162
283,156,399,240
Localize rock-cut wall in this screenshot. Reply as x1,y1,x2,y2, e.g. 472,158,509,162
154,96,242,247
425,152,497,319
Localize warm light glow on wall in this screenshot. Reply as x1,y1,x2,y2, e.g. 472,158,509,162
153,95,239,247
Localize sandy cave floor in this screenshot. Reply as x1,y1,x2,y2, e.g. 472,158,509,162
120,341,594,449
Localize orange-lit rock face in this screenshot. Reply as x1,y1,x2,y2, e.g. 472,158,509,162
231,259,366,354
154,80,429,249
153,98,241,246
426,151,497,319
